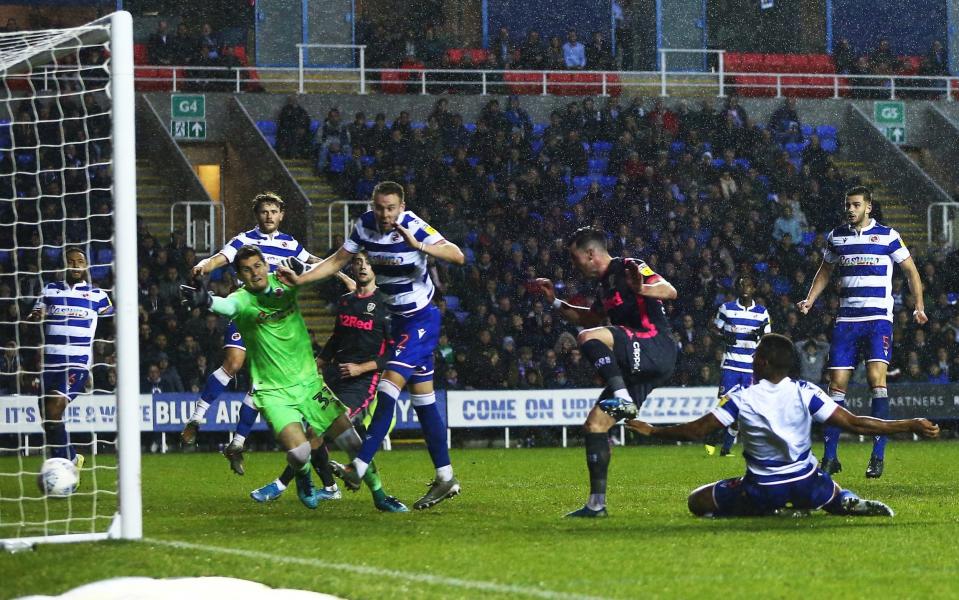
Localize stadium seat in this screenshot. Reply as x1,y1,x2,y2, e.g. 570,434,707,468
816,125,837,139
754,262,768,273
379,70,409,94
669,140,685,156
573,176,591,192
310,120,320,134
464,123,477,134
947,292,958,305
784,142,804,158
532,123,547,138
265,134,276,147
329,154,349,173
531,139,544,155
735,158,751,170
711,158,726,168
257,121,277,136
587,158,608,175
821,138,838,153
411,121,426,130
801,231,816,246
599,175,618,189
444,295,461,310
566,191,586,206
591,140,613,156
789,158,802,172
504,71,542,96
800,124,813,137
467,157,480,167
96,248,113,265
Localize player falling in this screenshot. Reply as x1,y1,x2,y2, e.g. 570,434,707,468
181,245,405,511
706,274,770,456
626,334,939,517
535,227,678,518
250,252,403,511
182,192,328,474
282,181,466,510
29,247,114,482
798,186,926,478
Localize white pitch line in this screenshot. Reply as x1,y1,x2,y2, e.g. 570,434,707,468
148,538,611,600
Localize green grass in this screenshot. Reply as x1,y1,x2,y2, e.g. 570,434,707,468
3,441,958,599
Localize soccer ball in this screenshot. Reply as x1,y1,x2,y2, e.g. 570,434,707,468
37,458,79,498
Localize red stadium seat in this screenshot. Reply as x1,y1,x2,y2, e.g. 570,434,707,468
505,71,542,95
380,69,409,94
446,48,464,65
134,43,149,65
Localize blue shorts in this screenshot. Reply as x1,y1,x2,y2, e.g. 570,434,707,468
719,369,753,396
386,303,440,385
223,321,245,350
41,368,89,402
828,320,892,369
712,468,838,516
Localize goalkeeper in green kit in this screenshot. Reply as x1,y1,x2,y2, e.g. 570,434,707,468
181,244,407,512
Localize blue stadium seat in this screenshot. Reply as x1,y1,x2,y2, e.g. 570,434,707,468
411,121,426,130
735,158,751,170
582,141,590,153
310,120,320,134
669,140,685,156
444,295,460,310
265,134,276,147
816,124,837,139
531,139,545,155
591,140,613,155
784,142,804,158
89,265,110,281
587,158,608,174
789,158,802,172
701,142,712,153
566,191,586,206
528,211,544,222
454,310,469,323
467,157,480,167
464,123,477,133
801,124,813,137
754,262,768,273
821,138,838,153
599,175,618,189
573,176,591,192
96,248,113,265
801,231,816,246
947,292,959,305
711,158,726,168
463,247,475,264
329,154,349,173
360,155,376,166
756,174,771,188
532,123,547,138
257,120,276,135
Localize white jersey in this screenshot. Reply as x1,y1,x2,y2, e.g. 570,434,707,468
711,378,838,485
343,210,444,316
714,300,771,373
822,219,910,322
34,281,113,369
218,226,311,272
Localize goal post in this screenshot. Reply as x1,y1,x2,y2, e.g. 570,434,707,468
0,11,140,549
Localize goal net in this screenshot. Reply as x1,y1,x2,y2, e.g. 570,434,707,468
0,12,140,549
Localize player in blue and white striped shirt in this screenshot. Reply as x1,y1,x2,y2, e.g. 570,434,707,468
183,192,325,474
284,181,467,510
798,186,927,479
29,247,113,471
709,274,771,456
625,334,939,518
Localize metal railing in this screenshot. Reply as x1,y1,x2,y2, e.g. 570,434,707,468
296,43,366,94
327,200,370,249
170,201,225,253
927,202,959,249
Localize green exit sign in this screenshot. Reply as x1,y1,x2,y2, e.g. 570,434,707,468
171,94,205,119
873,101,904,127
171,120,207,140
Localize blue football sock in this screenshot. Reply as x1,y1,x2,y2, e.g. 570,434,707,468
823,488,858,515
199,368,231,406
44,421,75,461
357,386,398,465
720,427,737,452
823,391,845,460
414,402,451,469
235,401,258,438
870,388,889,459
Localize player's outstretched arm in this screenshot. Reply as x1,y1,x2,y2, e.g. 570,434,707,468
281,247,354,286
191,253,229,278
797,260,835,314
825,406,940,438
626,413,726,441
898,256,928,324
533,277,605,327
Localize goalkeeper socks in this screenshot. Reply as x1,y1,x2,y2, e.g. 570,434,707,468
235,395,258,438
823,389,845,460
412,394,452,473
356,380,400,465
870,387,889,459
311,443,336,488
196,367,232,419
584,432,610,509
278,466,295,486
581,339,627,394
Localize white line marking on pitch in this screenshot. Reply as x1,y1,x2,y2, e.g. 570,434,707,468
148,538,610,600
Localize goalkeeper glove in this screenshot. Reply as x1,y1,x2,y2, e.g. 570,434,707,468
280,256,306,275
180,283,213,310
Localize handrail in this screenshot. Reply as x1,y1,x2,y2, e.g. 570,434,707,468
170,201,225,253
327,200,370,249
296,43,367,95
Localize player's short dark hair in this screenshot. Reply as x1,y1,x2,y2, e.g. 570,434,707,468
372,181,405,202
735,273,754,288
845,185,872,204
566,226,608,252
251,192,285,214
64,246,87,261
234,244,266,265
756,333,799,377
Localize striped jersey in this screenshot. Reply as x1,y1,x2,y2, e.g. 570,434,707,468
714,300,771,373
822,220,909,322
343,210,444,316
218,226,311,272
34,281,113,369
711,378,838,485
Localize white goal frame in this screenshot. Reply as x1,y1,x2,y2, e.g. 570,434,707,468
0,11,140,550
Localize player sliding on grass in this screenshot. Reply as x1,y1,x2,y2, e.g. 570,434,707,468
250,251,398,507
626,333,939,518
280,181,466,510
181,245,406,512
536,227,678,518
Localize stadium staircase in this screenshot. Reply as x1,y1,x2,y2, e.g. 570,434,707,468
136,158,177,243
833,159,927,253
282,158,341,340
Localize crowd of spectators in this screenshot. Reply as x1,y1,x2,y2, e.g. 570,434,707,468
833,38,950,99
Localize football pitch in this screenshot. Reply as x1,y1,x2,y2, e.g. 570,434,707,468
3,440,958,599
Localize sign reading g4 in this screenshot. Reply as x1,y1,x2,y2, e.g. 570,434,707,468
874,101,904,127
171,94,205,119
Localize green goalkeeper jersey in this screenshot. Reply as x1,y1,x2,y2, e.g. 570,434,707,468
210,274,317,390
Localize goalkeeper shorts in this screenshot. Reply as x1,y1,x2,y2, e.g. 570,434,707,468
254,377,345,436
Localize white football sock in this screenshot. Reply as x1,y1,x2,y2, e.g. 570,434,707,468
436,465,453,482
353,458,369,479
587,493,606,510
190,400,210,422
231,433,246,447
